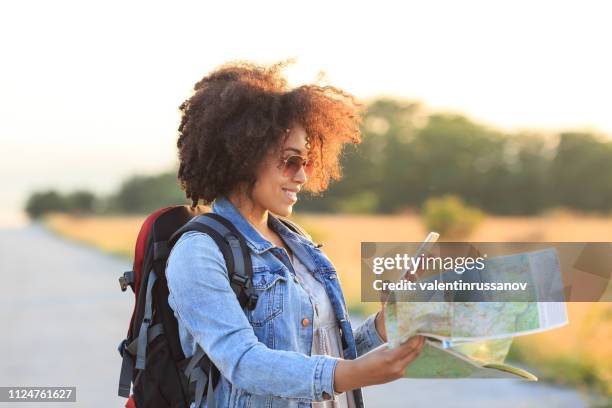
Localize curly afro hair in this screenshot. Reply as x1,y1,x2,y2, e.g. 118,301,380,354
176,60,364,206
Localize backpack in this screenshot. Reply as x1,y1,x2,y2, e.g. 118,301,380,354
116,204,310,408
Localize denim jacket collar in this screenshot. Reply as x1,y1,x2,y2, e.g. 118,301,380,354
211,196,309,257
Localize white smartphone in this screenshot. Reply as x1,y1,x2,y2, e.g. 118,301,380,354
398,231,439,281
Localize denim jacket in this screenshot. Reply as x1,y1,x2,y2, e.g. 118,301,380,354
166,196,385,408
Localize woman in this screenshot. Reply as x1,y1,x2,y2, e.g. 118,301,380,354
166,61,424,408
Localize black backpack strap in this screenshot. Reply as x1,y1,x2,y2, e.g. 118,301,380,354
168,213,258,408
169,213,259,311
134,269,158,369
183,346,221,408
197,213,257,307
117,269,163,397
117,341,133,398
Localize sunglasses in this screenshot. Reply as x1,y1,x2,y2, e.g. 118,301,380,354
278,155,314,178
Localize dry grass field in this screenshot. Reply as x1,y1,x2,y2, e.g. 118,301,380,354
44,211,612,395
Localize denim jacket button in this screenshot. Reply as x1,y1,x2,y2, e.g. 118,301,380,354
301,318,310,327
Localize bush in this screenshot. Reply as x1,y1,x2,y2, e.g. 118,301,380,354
422,195,484,239
25,190,69,219
65,190,96,214
25,189,98,219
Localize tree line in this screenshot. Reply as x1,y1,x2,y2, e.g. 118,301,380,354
298,99,612,215
25,98,612,218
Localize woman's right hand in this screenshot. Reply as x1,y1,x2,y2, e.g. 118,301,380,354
333,335,426,393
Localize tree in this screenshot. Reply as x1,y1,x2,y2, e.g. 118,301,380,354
550,132,612,212
66,190,96,213
112,172,188,214
25,190,68,219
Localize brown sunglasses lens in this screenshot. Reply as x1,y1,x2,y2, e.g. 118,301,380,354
283,155,313,177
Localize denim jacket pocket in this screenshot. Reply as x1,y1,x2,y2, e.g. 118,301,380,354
246,266,286,327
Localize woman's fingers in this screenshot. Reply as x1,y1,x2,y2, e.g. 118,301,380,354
404,335,424,350
397,337,425,367
399,348,421,368
353,335,427,386
392,335,424,358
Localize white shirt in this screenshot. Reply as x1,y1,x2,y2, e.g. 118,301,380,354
291,254,356,408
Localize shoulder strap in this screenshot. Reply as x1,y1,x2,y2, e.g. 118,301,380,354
168,213,259,311
168,213,258,408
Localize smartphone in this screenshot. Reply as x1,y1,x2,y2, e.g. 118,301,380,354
398,231,439,281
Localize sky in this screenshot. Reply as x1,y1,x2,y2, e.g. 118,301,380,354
1,0,611,226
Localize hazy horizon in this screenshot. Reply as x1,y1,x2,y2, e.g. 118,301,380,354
2,0,611,226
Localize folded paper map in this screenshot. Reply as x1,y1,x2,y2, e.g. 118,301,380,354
384,248,569,380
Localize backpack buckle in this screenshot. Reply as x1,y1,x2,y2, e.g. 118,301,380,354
246,292,259,310
119,271,135,292
117,338,128,357
230,273,248,287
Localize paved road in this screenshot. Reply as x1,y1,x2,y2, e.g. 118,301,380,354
0,226,589,408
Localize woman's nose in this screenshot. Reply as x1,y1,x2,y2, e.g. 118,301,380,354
293,165,307,183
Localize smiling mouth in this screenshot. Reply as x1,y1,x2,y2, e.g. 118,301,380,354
282,188,298,202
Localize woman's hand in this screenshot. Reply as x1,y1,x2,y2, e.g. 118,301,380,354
333,335,425,393
335,274,427,394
